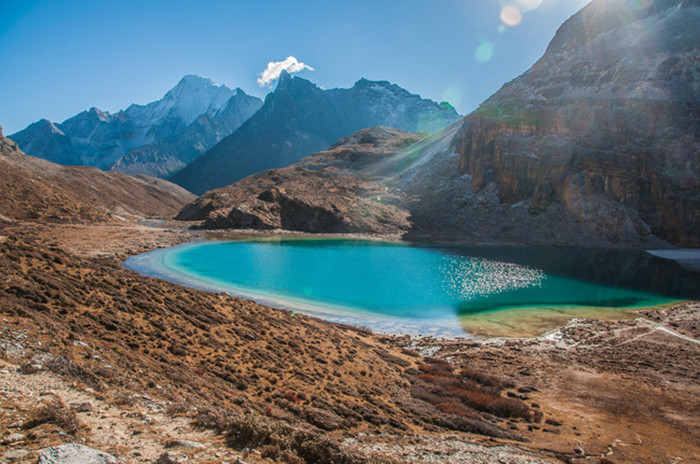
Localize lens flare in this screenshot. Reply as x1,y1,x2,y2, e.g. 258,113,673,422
475,40,494,63
500,5,522,26
517,0,542,13
441,86,463,107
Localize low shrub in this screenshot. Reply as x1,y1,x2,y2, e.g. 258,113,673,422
410,361,531,421
23,400,83,435
225,412,366,463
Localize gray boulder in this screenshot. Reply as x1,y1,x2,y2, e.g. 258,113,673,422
36,444,117,464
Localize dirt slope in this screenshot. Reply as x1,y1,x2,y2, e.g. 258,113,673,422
0,132,195,223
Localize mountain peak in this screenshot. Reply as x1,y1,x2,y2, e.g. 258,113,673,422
167,75,230,98
273,71,317,95
149,75,237,125
87,107,111,122
177,74,219,88
278,69,292,82
274,69,294,90
31,119,64,135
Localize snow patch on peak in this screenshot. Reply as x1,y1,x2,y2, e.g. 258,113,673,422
179,74,218,86
46,121,65,135
88,107,111,122
126,75,236,127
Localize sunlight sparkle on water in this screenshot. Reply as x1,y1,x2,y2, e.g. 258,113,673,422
441,256,545,300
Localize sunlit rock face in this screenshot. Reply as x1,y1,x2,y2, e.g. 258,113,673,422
176,127,420,234
456,0,699,247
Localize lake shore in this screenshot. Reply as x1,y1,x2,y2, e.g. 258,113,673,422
124,226,692,339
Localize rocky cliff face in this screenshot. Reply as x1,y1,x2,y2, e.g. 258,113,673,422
10,76,263,178
170,72,459,195
454,0,699,247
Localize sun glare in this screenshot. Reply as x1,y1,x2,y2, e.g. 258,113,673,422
499,0,543,27
501,5,523,26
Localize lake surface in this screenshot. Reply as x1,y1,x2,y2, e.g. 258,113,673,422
124,239,699,337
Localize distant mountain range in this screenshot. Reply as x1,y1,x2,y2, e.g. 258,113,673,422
10,75,263,178
170,70,459,194
179,0,700,248
11,73,459,193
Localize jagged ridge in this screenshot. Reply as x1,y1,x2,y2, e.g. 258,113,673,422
170,72,459,195
10,76,263,178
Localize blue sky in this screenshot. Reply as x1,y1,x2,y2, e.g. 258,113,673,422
0,0,589,134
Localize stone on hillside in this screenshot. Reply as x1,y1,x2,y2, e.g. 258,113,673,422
68,401,94,412
4,449,29,461
155,452,188,463
165,439,205,450
2,432,26,445
36,444,117,464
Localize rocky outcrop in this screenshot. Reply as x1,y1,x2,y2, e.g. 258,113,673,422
176,127,420,234
37,444,117,464
454,0,700,247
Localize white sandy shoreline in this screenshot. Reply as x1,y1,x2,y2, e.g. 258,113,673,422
123,243,469,338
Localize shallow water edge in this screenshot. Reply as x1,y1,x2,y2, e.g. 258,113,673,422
123,237,692,338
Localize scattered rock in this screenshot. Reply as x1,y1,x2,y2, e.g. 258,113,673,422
518,386,540,393
1,432,25,445
155,452,188,463
4,449,29,461
165,439,205,450
18,362,41,374
155,454,177,464
68,401,94,412
36,444,117,464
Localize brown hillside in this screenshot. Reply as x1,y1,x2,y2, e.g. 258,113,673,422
0,132,195,223
0,226,549,463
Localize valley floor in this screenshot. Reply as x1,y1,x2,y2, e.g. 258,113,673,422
0,221,698,464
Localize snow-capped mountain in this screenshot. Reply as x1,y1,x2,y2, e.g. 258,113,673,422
124,74,236,128
171,71,459,194
10,75,263,178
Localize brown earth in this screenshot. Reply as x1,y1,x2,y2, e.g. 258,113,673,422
0,221,561,464
389,304,700,464
0,220,698,463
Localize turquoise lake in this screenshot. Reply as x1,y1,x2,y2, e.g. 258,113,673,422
123,239,698,337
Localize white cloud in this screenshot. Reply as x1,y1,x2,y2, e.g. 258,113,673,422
257,56,314,87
